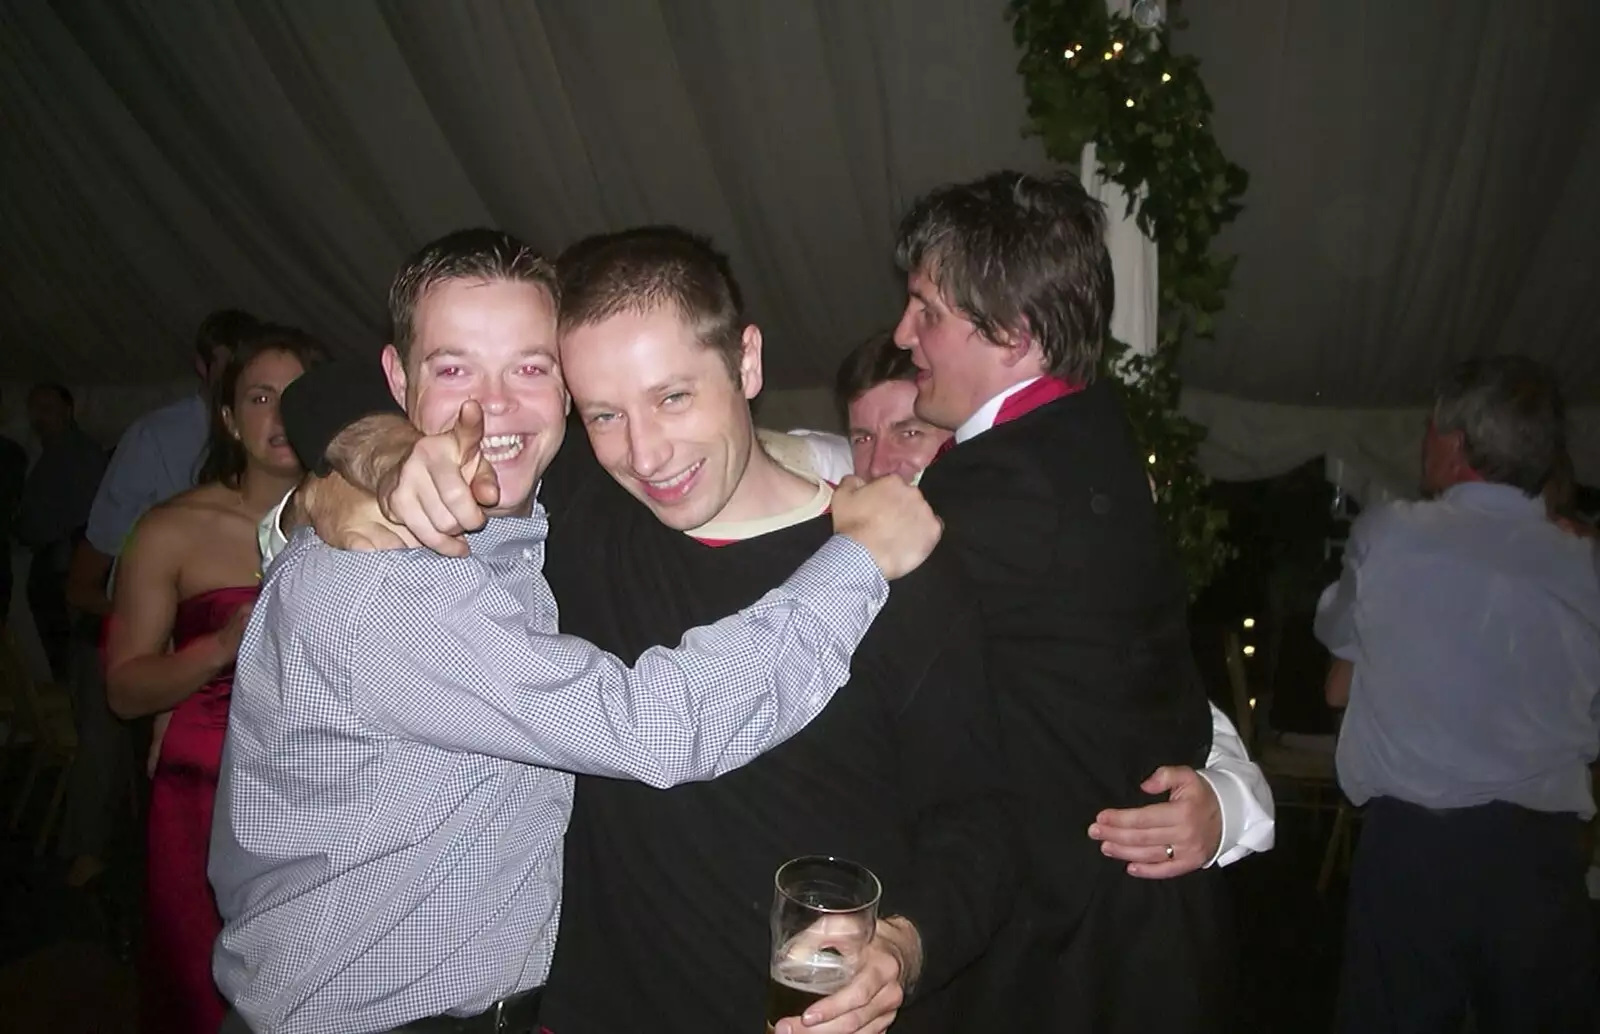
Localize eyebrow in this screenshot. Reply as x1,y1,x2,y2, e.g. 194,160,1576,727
642,377,694,396
578,375,694,413
421,347,469,362
423,345,555,362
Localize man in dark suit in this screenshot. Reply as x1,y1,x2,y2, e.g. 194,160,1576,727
890,171,1235,1032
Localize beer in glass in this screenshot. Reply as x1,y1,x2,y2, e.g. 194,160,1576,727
765,856,880,1032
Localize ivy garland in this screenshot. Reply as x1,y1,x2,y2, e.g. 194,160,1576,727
1009,0,1246,595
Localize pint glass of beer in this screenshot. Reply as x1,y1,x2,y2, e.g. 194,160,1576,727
765,856,881,1032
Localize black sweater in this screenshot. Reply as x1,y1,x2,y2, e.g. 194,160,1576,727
535,430,1015,1034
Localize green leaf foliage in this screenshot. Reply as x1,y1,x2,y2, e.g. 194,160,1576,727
1009,0,1244,595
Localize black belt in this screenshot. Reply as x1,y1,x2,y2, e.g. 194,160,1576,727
391,989,543,1034
219,989,543,1033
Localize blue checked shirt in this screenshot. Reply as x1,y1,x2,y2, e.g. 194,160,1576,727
210,506,887,1034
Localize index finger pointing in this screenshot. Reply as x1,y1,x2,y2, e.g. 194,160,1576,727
453,399,485,454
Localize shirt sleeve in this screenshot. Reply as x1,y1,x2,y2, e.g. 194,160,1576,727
1315,508,1382,659
879,570,1017,1000
1197,701,1276,867
790,430,855,484
349,535,889,788
85,422,154,555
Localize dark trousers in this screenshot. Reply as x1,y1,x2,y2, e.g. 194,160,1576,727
57,636,135,860
25,542,72,680
1336,796,1599,1034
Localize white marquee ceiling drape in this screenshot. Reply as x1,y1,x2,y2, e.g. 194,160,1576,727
1172,0,1600,492
2,0,1597,495
0,0,1046,396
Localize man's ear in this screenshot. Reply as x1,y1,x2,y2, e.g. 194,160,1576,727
993,319,1039,369
737,325,765,401
380,345,409,409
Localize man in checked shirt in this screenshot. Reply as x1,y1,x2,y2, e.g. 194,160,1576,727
209,230,942,1034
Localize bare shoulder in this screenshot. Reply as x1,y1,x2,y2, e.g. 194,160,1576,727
135,485,243,546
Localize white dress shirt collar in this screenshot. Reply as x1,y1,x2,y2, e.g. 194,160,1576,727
954,376,1043,444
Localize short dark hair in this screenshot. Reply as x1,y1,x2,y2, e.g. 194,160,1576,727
833,333,917,427
193,309,263,364
197,323,329,489
388,229,559,364
895,170,1113,385
557,226,745,383
1432,355,1565,497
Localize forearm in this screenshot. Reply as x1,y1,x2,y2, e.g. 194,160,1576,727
65,542,114,615
107,641,226,719
877,916,924,993
1324,658,1353,708
324,415,419,495
356,536,890,783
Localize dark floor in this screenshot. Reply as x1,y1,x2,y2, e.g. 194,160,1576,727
0,762,141,1033
0,745,1349,1034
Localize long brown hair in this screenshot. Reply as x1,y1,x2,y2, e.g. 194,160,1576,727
196,324,328,489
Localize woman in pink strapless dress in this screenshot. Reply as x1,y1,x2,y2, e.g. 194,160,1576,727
104,327,326,1033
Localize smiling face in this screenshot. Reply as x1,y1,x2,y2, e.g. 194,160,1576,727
381,277,567,517
222,348,306,479
561,306,765,532
847,379,951,482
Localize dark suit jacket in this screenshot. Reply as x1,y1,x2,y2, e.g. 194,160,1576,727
921,381,1230,1032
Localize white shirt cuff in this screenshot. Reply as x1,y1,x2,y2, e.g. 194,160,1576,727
1199,701,1276,867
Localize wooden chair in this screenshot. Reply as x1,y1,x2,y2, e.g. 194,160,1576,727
1224,630,1356,894
1,630,79,854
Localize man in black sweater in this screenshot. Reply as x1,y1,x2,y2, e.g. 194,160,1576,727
295,228,1014,1034
888,171,1234,1032
530,228,1012,1033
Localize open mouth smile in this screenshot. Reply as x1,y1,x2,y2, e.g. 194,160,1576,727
482,434,527,463
639,459,704,503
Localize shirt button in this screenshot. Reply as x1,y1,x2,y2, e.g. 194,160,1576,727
522,548,535,561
